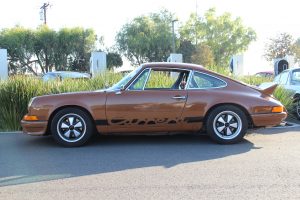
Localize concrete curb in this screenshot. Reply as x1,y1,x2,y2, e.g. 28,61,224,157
0,131,22,134
271,122,300,129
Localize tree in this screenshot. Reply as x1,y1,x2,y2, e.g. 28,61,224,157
293,38,300,62
177,40,195,63
264,33,294,61
34,25,57,73
0,26,97,75
64,27,97,72
191,43,214,67
116,10,174,65
180,8,256,67
0,26,37,75
107,52,123,70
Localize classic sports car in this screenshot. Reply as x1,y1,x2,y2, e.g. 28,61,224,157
21,63,287,147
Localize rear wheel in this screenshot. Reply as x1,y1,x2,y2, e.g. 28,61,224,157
206,105,248,144
50,108,94,147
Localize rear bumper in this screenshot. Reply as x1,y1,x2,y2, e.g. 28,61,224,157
251,112,287,127
21,120,48,136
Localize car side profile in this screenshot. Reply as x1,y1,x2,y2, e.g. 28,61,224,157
21,63,287,147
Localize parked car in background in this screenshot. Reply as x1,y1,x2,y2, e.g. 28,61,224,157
260,68,300,119
114,66,134,76
255,71,274,78
22,63,287,147
42,71,91,82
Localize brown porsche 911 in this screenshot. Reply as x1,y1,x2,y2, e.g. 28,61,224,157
21,63,287,147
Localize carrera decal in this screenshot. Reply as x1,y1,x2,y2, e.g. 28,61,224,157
108,118,181,126
96,117,202,126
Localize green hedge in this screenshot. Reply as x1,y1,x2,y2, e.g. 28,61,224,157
0,72,295,131
0,72,122,131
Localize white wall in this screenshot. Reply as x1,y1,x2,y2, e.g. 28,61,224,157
0,49,8,80
90,52,107,76
231,55,244,76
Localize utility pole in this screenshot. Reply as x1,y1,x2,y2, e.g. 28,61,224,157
172,19,178,53
40,3,50,25
195,0,198,45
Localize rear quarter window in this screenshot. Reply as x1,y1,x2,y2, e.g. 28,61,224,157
188,72,227,89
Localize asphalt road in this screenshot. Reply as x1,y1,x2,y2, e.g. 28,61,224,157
0,127,300,200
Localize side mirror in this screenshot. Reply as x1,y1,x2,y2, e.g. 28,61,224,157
116,85,125,95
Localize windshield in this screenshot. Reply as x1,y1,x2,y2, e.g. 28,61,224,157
109,66,142,90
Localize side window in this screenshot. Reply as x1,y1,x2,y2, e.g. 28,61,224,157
291,70,300,84
144,69,189,90
279,72,289,85
128,69,150,90
188,72,226,89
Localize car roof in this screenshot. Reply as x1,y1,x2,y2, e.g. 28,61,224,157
141,62,204,71
256,71,274,74
46,71,83,74
282,67,300,73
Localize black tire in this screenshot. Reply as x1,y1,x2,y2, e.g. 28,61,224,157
206,105,248,144
50,108,95,147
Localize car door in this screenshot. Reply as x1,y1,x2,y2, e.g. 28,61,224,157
104,67,190,133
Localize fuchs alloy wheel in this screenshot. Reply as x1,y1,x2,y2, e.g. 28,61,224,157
206,105,248,144
51,108,94,147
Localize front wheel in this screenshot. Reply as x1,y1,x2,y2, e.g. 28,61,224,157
206,105,248,144
50,108,94,147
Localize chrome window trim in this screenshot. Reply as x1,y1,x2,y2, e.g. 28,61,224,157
126,68,150,91
126,67,192,91
142,68,152,90
185,70,193,90
187,70,228,90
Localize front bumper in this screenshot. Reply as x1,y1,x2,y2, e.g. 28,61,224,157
251,112,287,127
21,120,48,136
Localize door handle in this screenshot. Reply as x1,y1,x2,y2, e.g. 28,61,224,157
172,96,186,100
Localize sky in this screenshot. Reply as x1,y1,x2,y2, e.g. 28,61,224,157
0,0,299,74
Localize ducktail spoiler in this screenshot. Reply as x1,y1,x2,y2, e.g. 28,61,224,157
259,84,278,96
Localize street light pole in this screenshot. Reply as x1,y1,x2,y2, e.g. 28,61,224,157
172,19,178,53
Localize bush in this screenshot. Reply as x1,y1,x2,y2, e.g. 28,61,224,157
0,72,122,131
273,87,295,112
237,75,273,86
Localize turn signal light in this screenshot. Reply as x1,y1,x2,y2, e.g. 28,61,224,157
23,115,39,121
271,106,284,113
